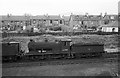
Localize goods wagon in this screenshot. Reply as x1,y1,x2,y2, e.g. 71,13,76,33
1,42,21,62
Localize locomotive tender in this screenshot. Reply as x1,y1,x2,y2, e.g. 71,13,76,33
1,39,105,62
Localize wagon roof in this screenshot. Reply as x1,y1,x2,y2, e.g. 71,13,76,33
0,41,20,44
9,42,20,43
73,42,103,46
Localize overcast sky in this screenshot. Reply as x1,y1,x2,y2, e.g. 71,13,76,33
0,0,119,16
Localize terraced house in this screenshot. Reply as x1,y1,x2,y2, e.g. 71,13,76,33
69,14,103,31
1,15,30,32
0,13,118,33
30,15,64,28
102,13,118,25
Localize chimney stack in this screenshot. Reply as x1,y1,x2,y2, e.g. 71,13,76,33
100,13,102,16
105,12,107,16
85,13,89,17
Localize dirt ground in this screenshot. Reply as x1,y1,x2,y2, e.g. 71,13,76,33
2,62,118,76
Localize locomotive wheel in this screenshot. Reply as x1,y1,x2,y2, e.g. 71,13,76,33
3,56,15,62
2,57,9,62
32,56,40,60
12,56,17,62
85,53,90,58
56,54,63,59
28,56,35,61
40,55,46,60
46,54,51,60
32,56,38,60
61,54,67,59
96,53,102,57
51,54,60,59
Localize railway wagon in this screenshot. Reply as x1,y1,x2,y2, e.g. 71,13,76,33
26,39,72,59
1,42,21,62
71,43,105,57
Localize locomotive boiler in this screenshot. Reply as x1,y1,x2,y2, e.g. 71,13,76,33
26,39,72,59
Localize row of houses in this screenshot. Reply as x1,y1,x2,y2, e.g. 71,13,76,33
69,14,118,32
0,13,119,32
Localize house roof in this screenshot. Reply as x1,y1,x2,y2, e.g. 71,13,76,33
47,15,62,20
2,15,30,21
30,15,47,19
71,15,89,21
71,15,102,21
88,15,102,20
102,15,118,20
30,15,62,20
100,21,118,27
62,16,70,21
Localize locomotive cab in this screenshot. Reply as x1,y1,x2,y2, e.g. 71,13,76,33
60,39,72,52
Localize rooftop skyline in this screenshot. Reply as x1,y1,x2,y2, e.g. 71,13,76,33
0,0,119,16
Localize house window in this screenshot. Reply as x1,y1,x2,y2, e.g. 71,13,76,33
64,42,67,46
2,21,4,24
104,20,109,24
91,21,93,24
111,16,114,19
112,28,115,32
44,20,46,21
60,20,62,24
53,20,59,25
79,21,81,24
33,19,36,24
17,21,20,25
21,21,23,25
50,20,52,24
81,21,84,25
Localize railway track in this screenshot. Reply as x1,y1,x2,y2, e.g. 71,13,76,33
2,53,119,68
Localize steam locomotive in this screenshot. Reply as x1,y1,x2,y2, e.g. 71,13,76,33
1,39,105,62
